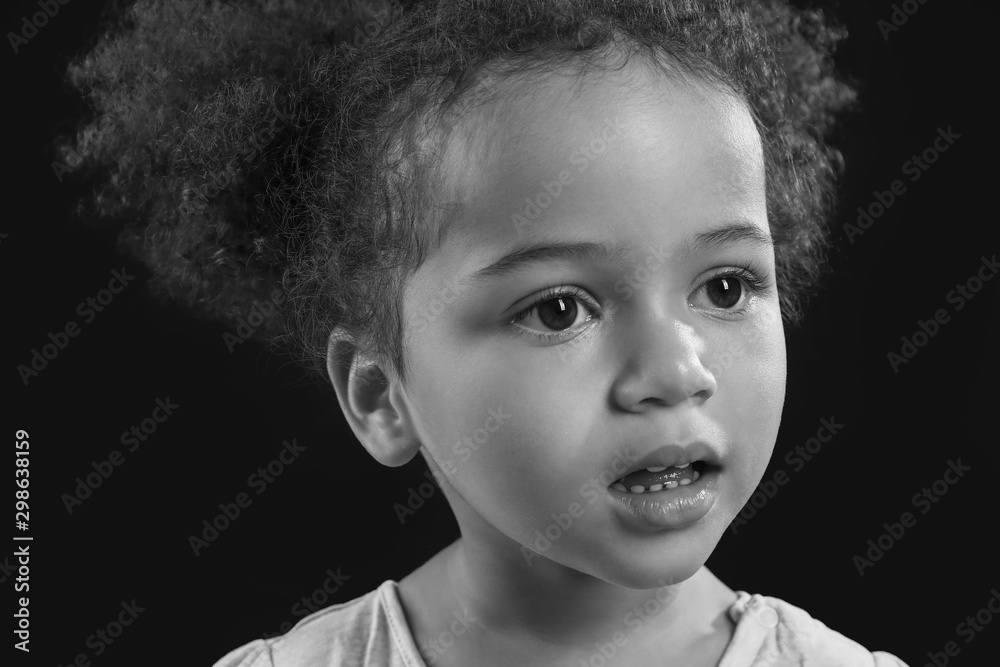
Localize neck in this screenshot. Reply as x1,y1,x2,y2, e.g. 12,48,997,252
398,460,737,665
405,529,732,665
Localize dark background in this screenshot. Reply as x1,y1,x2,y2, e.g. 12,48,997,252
5,0,997,665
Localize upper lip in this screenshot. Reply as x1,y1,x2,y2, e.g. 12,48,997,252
612,441,722,481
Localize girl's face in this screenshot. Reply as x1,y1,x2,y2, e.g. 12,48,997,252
397,65,785,587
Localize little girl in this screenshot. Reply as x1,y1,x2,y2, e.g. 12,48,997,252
64,0,909,664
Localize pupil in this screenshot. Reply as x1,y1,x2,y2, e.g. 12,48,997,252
538,297,577,330
708,277,741,308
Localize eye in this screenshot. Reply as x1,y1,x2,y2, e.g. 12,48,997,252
704,275,744,309
689,264,771,314
510,286,599,339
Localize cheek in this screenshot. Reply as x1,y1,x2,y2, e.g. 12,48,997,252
407,343,595,530
707,308,786,477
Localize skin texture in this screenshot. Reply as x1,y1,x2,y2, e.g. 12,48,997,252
328,61,787,666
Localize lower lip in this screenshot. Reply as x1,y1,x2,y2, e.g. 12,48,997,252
608,467,720,531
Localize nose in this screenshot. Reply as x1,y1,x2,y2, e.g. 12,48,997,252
610,305,717,411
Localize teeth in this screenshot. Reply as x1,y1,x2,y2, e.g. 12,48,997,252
611,464,704,494
644,463,695,472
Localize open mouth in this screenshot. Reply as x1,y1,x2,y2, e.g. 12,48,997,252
609,461,711,494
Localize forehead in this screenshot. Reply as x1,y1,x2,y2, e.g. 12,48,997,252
426,60,766,261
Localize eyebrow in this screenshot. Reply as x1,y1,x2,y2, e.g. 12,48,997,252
466,222,773,285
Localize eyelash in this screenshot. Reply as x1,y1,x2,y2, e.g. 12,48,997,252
695,261,773,311
509,261,772,341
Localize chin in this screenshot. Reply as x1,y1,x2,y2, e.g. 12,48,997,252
562,529,720,591
612,559,705,591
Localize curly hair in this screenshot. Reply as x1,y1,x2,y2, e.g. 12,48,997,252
60,0,855,385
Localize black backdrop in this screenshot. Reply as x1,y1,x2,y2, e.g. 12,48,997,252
5,1,998,665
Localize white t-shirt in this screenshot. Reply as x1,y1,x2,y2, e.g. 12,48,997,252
212,580,910,666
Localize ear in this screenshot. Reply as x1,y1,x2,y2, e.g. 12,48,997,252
326,327,421,467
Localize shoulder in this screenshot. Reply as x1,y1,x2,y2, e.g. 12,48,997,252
719,591,910,667
210,580,425,667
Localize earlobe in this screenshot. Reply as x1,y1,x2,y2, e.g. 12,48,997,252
326,328,421,467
